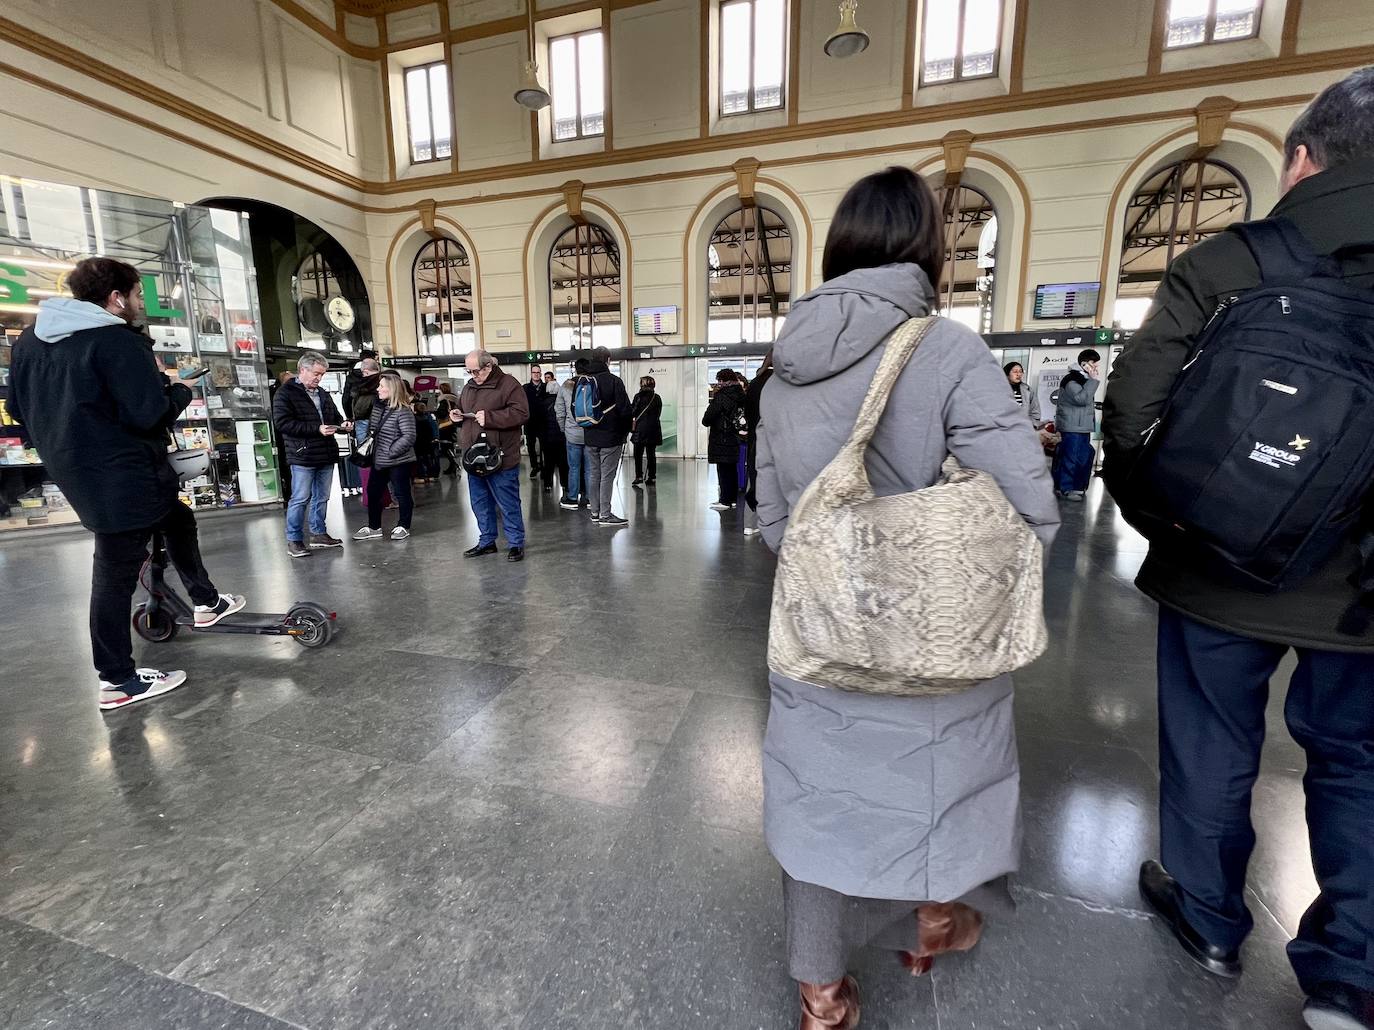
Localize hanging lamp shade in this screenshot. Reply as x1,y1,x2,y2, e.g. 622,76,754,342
515,60,552,110
824,0,869,58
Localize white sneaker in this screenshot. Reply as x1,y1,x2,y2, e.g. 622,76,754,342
98,668,188,711
391,527,411,540
353,526,383,540
709,502,732,511
743,527,761,537
194,593,246,628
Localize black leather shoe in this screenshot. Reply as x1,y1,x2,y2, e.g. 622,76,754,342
1305,982,1374,1030
507,547,524,562
1139,860,1242,978
464,543,497,558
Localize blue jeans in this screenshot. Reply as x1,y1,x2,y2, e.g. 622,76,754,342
1157,609,1374,992
467,466,525,548
1052,431,1095,493
286,465,333,541
566,443,588,502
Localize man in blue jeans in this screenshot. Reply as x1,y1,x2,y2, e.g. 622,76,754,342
1103,69,1374,1030
273,352,350,559
1050,348,1100,501
457,350,529,562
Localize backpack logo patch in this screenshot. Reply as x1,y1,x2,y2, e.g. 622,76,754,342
1249,441,1304,469
1289,435,1310,451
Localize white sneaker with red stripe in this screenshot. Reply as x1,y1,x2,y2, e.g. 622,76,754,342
98,668,188,711
194,593,246,628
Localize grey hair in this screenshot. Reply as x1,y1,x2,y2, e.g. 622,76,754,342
1284,65,1374,170
297,351,328,373
466,349,498,370
359,357,380,373
593,346,611,361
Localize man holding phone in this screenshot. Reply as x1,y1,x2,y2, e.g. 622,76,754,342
272,351,351,558
8,257,245,711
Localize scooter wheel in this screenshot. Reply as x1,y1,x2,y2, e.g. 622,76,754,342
132,603,178,643
287,603,333,649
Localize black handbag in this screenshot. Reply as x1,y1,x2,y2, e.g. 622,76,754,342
348,418,378,468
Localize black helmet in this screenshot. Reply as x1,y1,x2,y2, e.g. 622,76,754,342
461,432,504,477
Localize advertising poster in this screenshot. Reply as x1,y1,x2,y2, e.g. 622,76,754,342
1033,350,1075,425
647,362,679,454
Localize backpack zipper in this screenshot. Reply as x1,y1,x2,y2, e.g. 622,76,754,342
1279,295,1292,314
1180,295,1240,373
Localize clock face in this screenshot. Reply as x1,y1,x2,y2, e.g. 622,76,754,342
326,296,355,332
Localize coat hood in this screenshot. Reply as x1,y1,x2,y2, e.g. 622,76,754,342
772,263,934,387
34,297,127,343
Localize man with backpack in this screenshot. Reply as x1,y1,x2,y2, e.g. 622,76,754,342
575,346,632,527
1102,67,1374,1030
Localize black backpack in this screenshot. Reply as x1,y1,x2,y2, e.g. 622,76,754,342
1122,217,1374,596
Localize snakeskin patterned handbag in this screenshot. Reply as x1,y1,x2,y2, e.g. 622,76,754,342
767,316,1047,697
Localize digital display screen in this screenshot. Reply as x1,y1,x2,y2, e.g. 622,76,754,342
632,305,678,336
1033,282,1101,320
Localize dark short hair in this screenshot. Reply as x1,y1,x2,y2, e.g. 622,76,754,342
640,376,656,389
1284,66,1374,170
822,167,945,287
1078,349,1101,364
716,368,736,383
574,358,590,374
1003,362,1023,377
68,258,140,306
360,348,378,360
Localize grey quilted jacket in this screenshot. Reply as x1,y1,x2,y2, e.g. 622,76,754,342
755,262,1059,902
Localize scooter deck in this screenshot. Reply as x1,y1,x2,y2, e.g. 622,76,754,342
176,612,291,634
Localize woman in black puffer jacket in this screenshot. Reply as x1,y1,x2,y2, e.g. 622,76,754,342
354,372,417,541
702,369,746,510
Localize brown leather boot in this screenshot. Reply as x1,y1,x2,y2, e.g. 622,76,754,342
798,975,861,1029
899,902,984,977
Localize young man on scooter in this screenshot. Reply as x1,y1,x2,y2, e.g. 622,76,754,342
7,257,245,711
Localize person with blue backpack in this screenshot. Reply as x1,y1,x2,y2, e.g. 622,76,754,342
1103,67,1374,1030
555,357,590,509
1049,349,1100,500
574,346,632,528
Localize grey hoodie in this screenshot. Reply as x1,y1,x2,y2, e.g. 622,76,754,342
756,263,1060,552
34,297,126,342
554,378,584,445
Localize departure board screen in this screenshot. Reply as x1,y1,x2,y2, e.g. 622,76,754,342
1033,282,1101,320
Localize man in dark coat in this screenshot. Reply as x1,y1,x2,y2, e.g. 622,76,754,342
702,368,746,511
273,351,351,558
522,363,544,478
582,347,632,527
7,257,244,711
457,350,529,561
1102,68,1374,1029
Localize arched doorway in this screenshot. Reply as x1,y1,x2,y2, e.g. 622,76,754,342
934,183,998,334
549,222,622,350
706,204,792,344
413,237,475,354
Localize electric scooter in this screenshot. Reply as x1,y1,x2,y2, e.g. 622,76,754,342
132,530,336,649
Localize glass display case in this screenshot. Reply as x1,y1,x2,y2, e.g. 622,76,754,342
0,176,277,533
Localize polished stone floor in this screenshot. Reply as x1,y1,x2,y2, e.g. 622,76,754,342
0,462,1320,1029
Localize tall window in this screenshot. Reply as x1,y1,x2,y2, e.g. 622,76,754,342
1165,0,1261,48
707,205,791,344
413,238,474,355
720,0,786,115
550,223,621,349
404,61,453,164
1115,158,1249,328
921,0,1001,85
550,31,606,142
934,184,997,333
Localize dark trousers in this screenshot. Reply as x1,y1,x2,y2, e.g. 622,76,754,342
715,461,739,506
1157,608,1374,992
525,425,541,470
541,436,568,492
92,502,217,683
1052,431,1095,493
367,463,414,529
634,443,656,481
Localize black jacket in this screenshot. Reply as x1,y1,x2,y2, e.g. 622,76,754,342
582,361,632,449
702,382,746,464
348,374,380,423
630,390,662,446
1103,157,1374,651
8,321,191,534
523,379,546,435
273,378,344,468
538,386,564,444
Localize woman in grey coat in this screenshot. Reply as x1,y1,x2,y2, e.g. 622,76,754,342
354,371,418,541
755,167,1060,1029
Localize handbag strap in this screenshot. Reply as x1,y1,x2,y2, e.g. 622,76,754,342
823,316,940,503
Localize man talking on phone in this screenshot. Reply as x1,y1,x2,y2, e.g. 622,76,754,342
8,257,246,711
273,351,351,558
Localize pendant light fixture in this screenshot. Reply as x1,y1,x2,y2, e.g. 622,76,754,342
514,1,551,111
824,0,870,58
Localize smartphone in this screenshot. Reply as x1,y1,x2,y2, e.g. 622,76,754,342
179,366,211,381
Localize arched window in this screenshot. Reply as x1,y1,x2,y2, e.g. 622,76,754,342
706,204,791,344
550,222,621,350
1115,158,1250,329
413,237,475,355
934,184,997,334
